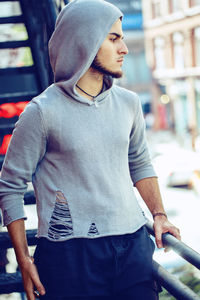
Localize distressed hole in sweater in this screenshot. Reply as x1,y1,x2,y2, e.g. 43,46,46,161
48,191,73,240
88,222,99,236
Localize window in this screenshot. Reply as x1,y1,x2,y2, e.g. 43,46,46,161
173,32,185,70
152,0,162,18
190,0,200,6
154,37,166,70
168,0,181,13
194,27,200,66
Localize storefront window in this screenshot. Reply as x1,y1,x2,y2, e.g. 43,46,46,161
194,27,200,66
173,32,185,70
173,80,189,135
154,37,166,70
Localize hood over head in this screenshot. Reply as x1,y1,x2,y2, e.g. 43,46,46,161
48,0,123,103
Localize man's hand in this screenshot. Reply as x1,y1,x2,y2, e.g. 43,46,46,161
135,177,181,252
7,220,46,299
19,256,45,300
153,215,181,252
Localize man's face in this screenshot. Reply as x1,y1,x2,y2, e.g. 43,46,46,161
91,19,128,78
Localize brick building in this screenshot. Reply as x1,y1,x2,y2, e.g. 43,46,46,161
142,0,200,149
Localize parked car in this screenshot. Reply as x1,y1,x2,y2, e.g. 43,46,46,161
166,169,193,188
166,150,200,188
153,148,200,188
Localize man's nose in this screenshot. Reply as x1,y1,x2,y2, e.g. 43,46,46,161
119,40,129,55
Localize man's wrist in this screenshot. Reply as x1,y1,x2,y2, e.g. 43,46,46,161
16,254,33,266
153,212,167,219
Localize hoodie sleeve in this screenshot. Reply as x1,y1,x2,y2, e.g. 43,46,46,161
128,94,157,184
0,101,47,226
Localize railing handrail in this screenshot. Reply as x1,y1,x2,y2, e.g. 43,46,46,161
152,260,200,300
146,220,200,299
146,221,200,270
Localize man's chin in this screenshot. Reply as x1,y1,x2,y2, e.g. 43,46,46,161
91,59,123,79
111,71,123,79
107,68,123,78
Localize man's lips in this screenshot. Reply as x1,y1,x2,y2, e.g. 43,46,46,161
117,57,124,63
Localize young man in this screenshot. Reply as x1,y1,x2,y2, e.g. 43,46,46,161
0,1,180,299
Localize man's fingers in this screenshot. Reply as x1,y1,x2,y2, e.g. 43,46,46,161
31,264,46,296
25,271,45,300
154,219,181,250
168,226,181,240
154,226,163,249
164,246,171,253
24,281,35,300
21,260,45,300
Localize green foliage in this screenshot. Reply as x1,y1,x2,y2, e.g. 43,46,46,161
180,273,200,293
159,264,200,299
159,288,176,300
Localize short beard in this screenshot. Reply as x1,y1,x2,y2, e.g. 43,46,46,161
91,55,123,79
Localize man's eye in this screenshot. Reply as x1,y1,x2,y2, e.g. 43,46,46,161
110,38,117,42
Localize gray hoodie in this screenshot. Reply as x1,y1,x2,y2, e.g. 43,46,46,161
0,0,156,241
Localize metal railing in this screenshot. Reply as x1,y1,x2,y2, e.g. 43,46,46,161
146,221,200,300
146,222,200,270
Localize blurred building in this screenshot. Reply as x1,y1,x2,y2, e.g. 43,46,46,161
107,0,153,118
142,0,200,148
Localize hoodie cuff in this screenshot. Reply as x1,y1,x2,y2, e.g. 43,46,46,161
1,196,27,226
131,167,157,185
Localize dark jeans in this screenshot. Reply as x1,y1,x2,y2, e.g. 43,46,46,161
34,226,160,299
39,282,159,299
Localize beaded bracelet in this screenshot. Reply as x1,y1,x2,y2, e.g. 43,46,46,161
153,212,167,219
